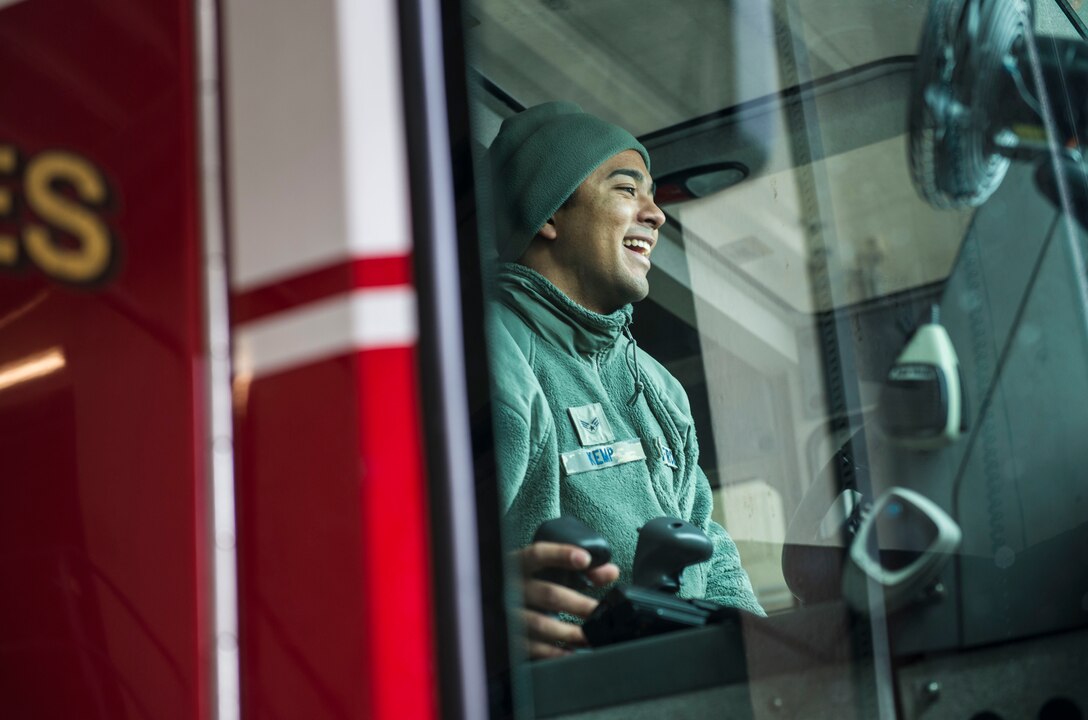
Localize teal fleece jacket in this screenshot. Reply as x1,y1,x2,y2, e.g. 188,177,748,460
489,263,765,615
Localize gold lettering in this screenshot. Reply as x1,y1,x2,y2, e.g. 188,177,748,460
0,145,14,213
0,236,15,264
0,237,15,265
23,151,112,282
0,145,16,265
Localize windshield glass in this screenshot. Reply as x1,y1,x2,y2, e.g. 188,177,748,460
463,1,1088,716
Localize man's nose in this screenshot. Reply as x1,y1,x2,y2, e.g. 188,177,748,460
640,197,666,230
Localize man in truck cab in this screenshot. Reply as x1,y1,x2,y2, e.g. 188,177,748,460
485,102,765,659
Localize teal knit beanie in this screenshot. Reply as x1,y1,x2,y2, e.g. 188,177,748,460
486,101,650,262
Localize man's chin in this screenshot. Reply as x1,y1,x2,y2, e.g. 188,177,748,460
588,276,650,313
621,278,651,306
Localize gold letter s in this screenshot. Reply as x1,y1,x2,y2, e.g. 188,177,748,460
24,151,113,283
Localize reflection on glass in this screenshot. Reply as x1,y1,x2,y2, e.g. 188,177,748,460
0,347,65,393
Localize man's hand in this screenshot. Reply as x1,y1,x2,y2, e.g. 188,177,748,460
514,541,620,659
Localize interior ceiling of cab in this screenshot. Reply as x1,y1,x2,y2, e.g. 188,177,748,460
464,1,972,319
466,0,925,136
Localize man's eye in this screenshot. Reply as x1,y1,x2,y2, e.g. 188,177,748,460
619,186,637,196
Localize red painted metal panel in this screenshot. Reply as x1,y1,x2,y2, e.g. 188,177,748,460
0,1,209,718
356,346,436,719
233,345,436,719
234,356,370,718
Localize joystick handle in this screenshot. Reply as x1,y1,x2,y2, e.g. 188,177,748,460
632,517,713,594
532,516,612,588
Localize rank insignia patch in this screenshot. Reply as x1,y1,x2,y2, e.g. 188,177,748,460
568,403,615,447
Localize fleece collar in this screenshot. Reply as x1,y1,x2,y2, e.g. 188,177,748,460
496,263,632,356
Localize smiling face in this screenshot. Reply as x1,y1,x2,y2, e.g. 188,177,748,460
526,149,666,314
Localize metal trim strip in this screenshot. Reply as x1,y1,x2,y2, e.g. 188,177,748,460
396,0,490,715
195,1,241,718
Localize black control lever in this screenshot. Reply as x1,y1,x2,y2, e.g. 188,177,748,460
532,516,612,589
584,517,733,647
632,517,713,594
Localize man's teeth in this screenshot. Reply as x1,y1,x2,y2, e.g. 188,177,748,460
622,238,652,255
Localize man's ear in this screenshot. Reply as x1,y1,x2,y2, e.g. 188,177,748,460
536,217,558,241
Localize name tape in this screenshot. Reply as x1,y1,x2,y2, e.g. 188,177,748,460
560,438,646,476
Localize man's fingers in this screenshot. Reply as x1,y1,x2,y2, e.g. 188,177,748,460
519,608,588,647
516,542,591,574
523,578,600,618
526,639,571,660
510,542,615,661
585,562,620,587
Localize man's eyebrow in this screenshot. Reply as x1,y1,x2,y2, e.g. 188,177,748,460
607,168,657,194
